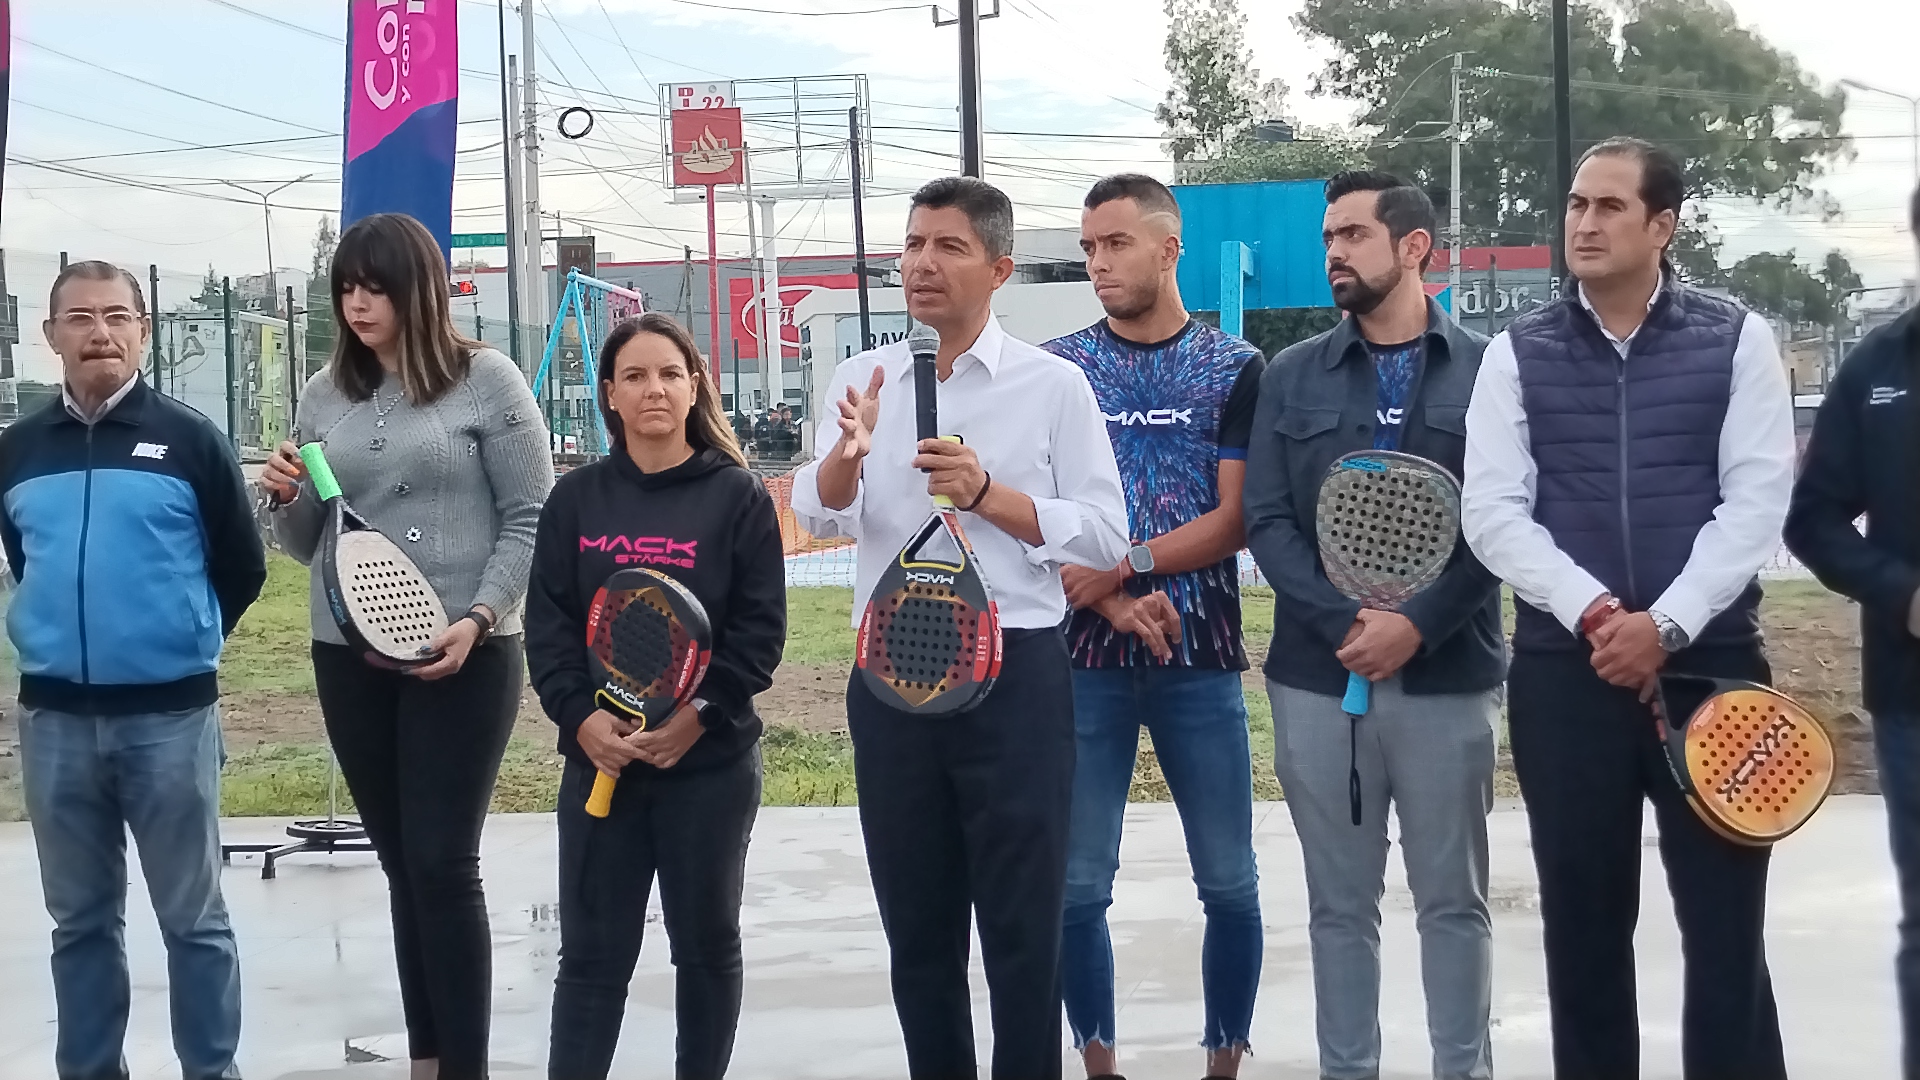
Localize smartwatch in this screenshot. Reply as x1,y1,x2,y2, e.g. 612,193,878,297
459,608,495,645
1126,543,1155,576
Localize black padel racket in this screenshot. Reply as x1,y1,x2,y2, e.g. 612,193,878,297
1314,450,1462,823
854,326,1003,716
583,567,712,817
302,443,449,670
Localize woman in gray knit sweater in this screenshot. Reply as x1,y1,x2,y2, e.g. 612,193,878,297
261,213,553,1080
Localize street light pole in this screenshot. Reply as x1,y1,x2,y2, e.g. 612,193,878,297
221,174,312,316
1550,0,1573,292
1841,78,1920,185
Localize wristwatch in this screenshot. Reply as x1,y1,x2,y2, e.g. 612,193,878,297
1649,610,1691,653
691,696,717,728
1126,542,1155,576
459,608,495,645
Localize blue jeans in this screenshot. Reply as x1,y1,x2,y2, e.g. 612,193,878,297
1061,667,1261,1052
1877,715,1920,1079
18,704,242,1080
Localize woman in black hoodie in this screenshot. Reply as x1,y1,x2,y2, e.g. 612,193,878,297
526,312,785,1079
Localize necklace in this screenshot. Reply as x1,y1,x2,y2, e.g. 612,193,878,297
372,386,404,427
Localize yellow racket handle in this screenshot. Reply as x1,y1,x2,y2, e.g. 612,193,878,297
586,771,617,818
932,434,963,509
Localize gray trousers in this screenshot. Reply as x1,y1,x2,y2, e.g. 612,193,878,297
1268,677,1498,1080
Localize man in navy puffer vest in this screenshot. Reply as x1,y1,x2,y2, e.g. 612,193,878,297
1462,138,1797,1078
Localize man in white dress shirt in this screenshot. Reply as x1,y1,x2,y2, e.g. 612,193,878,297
1461,137,1796,1079
792,176,1129,1079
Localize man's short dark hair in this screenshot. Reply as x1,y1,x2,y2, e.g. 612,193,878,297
1577,136,1687,223
49,260,147,317
910,176,1015,261
1324,170,1439,272
1084,173,1182,230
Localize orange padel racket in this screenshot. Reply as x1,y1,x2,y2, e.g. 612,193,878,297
583,567,712,817
1655,673,1835,846
854,325,1003,715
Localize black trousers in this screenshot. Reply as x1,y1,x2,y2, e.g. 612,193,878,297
1508,645,1787,1080
547,748,762,1080
848,626,1076,1080
312,637,523,1080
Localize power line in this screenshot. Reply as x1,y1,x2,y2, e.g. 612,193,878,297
17,35,335,136
657,0,927,14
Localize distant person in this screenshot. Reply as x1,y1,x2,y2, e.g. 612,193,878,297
752,409,775,456
1462,137,1795,1078
527,313,785,1079
793,176,1128,1079
0,260,267,1080
776,403,799,457
1784,181,1920,1078
1244,172,1504,1080
262,212,554,1080
1041,173,1265,1079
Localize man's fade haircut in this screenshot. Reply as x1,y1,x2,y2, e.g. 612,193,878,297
1324,170,1438,272
1576,136,1687,244
910,176,1015,261
49,260,148,317
1085,173,1182,233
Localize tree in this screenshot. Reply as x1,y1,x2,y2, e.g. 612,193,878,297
1158,0,1286,163
1178,126,1372,185
1725,249,1860,327
1294,0,1851,262
305,217,339,366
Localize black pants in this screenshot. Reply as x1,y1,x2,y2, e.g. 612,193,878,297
547,748,762,1080
848,626,1076,1080
312,637,523,1080
1508,645,1786,1080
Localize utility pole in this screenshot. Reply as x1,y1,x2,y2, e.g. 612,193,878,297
286,285,299,425
1550,0,1573,291
958,0,983,176
222,278,237,450
520,0,547,372
1449,52,1464,317
148,264,162,389
496,1,524,371
850,106,874,353
221,174,311,316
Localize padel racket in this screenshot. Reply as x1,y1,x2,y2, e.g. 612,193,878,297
1655,673,1835,846
302,443,449,670
854,326,1003,715
1315,450,1462,823
583,567,712,817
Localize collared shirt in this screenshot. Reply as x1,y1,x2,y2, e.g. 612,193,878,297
1461,277,1797,640
792,315,1130,629
62,373,140,426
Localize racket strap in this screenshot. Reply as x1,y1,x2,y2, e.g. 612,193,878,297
1348,716,1363,827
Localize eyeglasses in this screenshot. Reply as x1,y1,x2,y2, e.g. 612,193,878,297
55,309,142,331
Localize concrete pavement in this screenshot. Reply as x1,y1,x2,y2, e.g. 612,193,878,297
0,797,1898,1079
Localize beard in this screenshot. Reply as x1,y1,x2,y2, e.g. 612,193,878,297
1329,264,1404,316
1097,278,1160,323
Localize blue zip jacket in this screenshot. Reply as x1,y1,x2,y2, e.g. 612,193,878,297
0,379,267,715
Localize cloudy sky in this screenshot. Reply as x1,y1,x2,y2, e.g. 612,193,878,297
4,0,1917,345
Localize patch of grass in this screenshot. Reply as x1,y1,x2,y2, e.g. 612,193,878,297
220,738,568,817
784,587,856,667
762,725,859,807
223,554,317,695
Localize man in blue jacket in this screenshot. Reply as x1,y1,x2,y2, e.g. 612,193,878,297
1785,183,1920,1078
0,261,267,1080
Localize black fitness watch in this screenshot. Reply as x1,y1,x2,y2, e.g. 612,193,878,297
459,608,495,644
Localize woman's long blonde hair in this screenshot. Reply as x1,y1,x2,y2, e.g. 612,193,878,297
330,213,482,404
596,313,749,469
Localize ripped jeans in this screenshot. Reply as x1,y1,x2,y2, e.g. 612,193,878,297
1060,667,1262,1053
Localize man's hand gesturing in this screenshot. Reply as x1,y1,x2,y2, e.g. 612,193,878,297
837,365,885,461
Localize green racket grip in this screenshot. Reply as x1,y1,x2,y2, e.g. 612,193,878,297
299,443,343,502
932,434,962,509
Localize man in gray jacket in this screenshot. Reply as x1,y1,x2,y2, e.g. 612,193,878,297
1243,172,1505,1080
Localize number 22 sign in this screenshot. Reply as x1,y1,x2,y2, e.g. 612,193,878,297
672,82,735,112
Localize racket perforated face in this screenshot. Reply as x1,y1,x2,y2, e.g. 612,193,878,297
1315,451,1462,610
587,569,711,726
1680,688,1834,845
336,531,449,662
857,511,1002,715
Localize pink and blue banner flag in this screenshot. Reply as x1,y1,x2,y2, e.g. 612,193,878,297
342,0,459,260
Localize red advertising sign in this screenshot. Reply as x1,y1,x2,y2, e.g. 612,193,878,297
730,274,859,358
671,107,745,187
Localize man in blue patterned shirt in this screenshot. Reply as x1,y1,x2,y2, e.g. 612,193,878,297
1044,174,1265,1080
